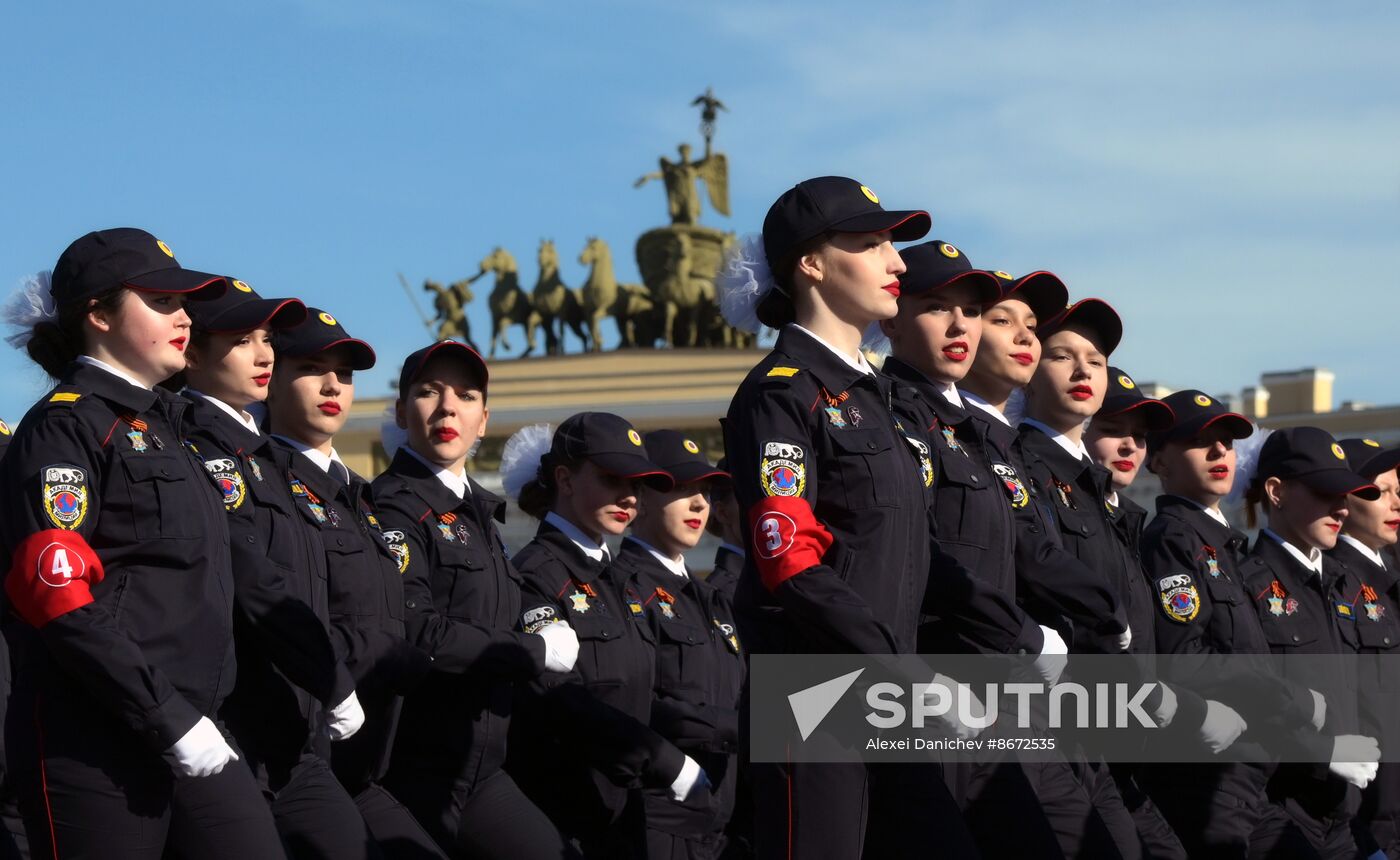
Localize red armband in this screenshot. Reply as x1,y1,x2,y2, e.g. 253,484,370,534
748,496,833,592
5,530,105,628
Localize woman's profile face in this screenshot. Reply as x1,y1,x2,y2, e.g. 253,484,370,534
799,230,905,327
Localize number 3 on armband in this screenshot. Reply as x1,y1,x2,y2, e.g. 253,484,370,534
755,512,796,559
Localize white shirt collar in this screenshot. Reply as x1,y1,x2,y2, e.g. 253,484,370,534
720,542,746,558
941,382,964,409
1169,494,1231,528
273,434,351,484
76,355,151,391
1105,490,1120,508
790,324,873,376
1263,528,1324,576
403,446,469,499
544,512,610,563
626,536,688,579
1338,534,1387,569
1021,417,1091,462
183,389,261,435
961,389,1011,426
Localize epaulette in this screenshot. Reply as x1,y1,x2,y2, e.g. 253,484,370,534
46,390,82,405
765,365,801,379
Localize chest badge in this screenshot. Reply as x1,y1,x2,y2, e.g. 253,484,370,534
1051,478,1075,510
246,456,263,482
1203,545,1222,578
122,415,149,452
940,425,965,455
437,512,462,543
654,586,677,619
1362,584,1385,621
568,580,597,614
992,462,1029,509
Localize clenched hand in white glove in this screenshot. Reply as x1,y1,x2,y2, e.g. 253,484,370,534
1117,624,1133,652
670,755,711,802
1199,700,1247,754
1310,689,1327,731
1329,735,1381,788
536,621,580,673
326,691,365,741
1033,625,1068,685
168,717,238,778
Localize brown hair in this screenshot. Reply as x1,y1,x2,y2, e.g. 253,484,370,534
517,452,585,520
26,287,127,378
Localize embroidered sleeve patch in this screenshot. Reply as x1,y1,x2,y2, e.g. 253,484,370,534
41,465,89,530
992,462,1030,509
382,529,411,574
1158,574,1200,623
203,458,247,511
521,604,559,634
760,441,806,498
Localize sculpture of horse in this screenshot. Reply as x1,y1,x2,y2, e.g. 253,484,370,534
530,239,590,355
422,278,481,351
479,247,539,359
580,237,654,350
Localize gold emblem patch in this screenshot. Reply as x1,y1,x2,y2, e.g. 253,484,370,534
860,185,879,204
940,243,960,259
683,439,700,454
232,279,253,293
1194,395,1212,407
156,240,175,258
1331,443,1345,460
627,429,643,447
1118,375,1135,390
318,312,337,326
766,366,800,378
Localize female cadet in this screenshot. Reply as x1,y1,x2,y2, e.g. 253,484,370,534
180,283,379,858
265,309,445,859
370,341,577,859
878,242,1139,860
0,229,284,858
1137,391,1329,859
500,414,708,858
716,177,1054,860
1328,439,1400,859
1239,428,1383,858
607,430,743,860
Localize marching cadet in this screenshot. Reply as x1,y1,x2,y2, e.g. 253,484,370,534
1240,428,1382,858
1137,390,1326,859
716,176,1063,860
265,309,445,859
0,229,285,858
371,341,578,859
180,283,379,858
1327,439,1400,859
500,414,708,858
879,242,1135,860
608,430,743,860
702,457,745,600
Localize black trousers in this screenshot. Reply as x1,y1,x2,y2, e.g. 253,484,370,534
1109,766,1187,860
12,710,284,860
268,753,382,860
349,782,449,860
386,766,575,860
1142,763,1320,860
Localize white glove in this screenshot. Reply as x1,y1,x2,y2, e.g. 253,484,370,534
1329,735,1380,788
536,621,580,673
1310,689,1327,731
1117,624,1132,652
1032,625,1068,685
1199,700,1247,753
921,673,988,741
168,717,238,778
669,754,711,802
326,691,365,741
1150,682,1179,729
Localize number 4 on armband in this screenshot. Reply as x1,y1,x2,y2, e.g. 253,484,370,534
38,543,84,587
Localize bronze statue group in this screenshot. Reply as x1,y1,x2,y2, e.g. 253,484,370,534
0,179,1396,860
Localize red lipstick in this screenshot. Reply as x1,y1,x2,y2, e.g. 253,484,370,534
1208,465,1230,480
943,341,969,363
318,401,342,416
1011,352,1034,366
170,336,187,351
433,427,459,442
253,373,271,387
684,518,703,529
611,511,631,524
882,280,901,298
1112,459,1135,472
1069,384,1094,401
1325,523,1341,533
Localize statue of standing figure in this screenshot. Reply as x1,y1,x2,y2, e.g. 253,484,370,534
634,141,729,227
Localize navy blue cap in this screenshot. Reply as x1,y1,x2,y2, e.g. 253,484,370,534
185,278,306,333
987,270,1069,323
1256,426,1380,500
1338,438,1400,481
1148,390,1254,452
758,177,931,328
643,430,730,487
398,340,488,399
52,228,227,305
274,307,375,371
897,241,1000,303
552,413,673,490
1040,298,1123,357
1098,367,1174,431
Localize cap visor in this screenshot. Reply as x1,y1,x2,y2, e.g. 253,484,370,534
1298,469,1380,501
1005,272,1069,323
831,210,931,243
667,465,733,487
311,338,376,371
591,453,675,491
1359,448,1400,480
905,270,1002,304
202,298,308,333
1104,399,1176,432
124,268,228,300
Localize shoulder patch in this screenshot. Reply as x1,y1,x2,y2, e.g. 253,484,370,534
42,465,89,530
48,392,81,404
203,457,247,511
382,529,410,574
521,603,559,634
760,441,806,497
1158,573,1200,623
766,366,800,378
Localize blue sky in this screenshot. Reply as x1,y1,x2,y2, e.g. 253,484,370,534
2,0,1397,422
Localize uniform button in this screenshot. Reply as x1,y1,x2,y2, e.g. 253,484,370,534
601,631,610,639
970,475,979,484
867,441,877,451
336,537,344,547
1079,525,1089,535
161,469,170,477
1386,637,1393,646
245,535,255,544
406,600,416,609
1292,634,1301,643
